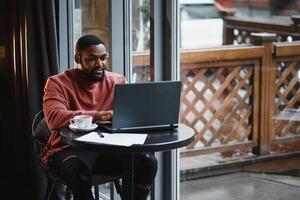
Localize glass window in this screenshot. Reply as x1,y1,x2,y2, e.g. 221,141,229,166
72,0,152,82
72,0,111,196
131,0,151,83
180,0,223,49
73,0,110,51
179,0,300,199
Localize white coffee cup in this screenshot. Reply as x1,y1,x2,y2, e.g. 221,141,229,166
70,115,93,129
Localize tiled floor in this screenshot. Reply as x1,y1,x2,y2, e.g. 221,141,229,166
98,172,300,200
180,172,300,200
95,152,300,200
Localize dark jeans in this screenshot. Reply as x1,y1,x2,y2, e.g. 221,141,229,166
48,147,158,200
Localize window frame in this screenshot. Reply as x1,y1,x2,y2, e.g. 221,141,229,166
59,0,180,199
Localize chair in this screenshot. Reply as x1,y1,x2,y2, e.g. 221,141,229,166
32,110,122,200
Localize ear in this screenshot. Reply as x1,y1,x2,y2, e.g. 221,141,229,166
75,53,80,64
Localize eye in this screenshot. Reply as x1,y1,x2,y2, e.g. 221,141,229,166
100,55,108,61
87,57,98,62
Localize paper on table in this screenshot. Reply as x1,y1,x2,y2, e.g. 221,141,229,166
75,132,147,147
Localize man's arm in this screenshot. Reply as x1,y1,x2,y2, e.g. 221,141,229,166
43,78,98,130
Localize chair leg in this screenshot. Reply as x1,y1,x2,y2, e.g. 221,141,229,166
114,180,122,195
94,185,99,200
65,186,72,200
55,183,68,200
45,179,55,200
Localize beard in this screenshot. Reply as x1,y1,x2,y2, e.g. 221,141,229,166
85,67,105,82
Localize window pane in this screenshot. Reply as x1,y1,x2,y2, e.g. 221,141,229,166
180,0,223,49
73,0,110,51
131,0,151,83
179,0,300,199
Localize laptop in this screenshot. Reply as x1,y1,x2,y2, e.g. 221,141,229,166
100,81,182,133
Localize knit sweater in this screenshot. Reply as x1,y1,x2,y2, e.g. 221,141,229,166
42,68,125,165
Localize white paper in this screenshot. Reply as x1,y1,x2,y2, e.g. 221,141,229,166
75,132,147,147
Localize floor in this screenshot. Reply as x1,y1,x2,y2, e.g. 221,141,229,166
179,150,300,200
80,142,300,199
97,172,300,200
180,172,300,200
96,151,300,200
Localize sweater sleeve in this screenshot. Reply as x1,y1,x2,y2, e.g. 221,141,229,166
42,77,97,130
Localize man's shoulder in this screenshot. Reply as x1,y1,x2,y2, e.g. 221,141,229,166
105,71,125,83
45,69,77,90
48,68,75,81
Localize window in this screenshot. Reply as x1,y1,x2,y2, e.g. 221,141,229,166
73,0,110,50
69,1,179,199
131,0,151,83
180,0,223,49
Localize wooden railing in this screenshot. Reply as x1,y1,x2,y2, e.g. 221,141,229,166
223,14,300,45
132,33,300,158
270,41,300,152
132,51,151,83
179,45,262,156
232,0,269,9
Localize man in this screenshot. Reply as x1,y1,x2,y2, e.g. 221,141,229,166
42,35,157,200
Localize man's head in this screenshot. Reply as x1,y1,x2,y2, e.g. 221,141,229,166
75,35,109,82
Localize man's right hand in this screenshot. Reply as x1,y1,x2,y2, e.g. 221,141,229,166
95,111,113,122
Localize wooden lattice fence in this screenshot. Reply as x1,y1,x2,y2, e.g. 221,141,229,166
274,59,300,138
179,46,262,156
132,38,300,157
180,64,255,149
270,42,300,152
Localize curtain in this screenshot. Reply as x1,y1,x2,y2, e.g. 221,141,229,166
27,0,60,199
27,0,59,121
0,0,60,199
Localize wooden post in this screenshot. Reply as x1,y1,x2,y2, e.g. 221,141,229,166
222,9,235,45
291,15,300,41
251,33,277,155
291,15,300,32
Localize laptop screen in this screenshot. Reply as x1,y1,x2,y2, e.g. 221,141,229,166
111,81,182,130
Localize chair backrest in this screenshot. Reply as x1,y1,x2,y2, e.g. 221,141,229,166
32,110,51,160
31,110,122,199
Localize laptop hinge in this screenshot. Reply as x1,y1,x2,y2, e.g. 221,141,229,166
117,124,179,131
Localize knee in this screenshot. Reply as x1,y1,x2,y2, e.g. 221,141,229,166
134,154,158,189
60,157,91,183
145,154,158,172
138,154,158,177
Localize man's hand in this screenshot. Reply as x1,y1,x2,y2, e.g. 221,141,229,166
95,110,113,121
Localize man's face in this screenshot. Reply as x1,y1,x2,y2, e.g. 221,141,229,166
77,44,109,82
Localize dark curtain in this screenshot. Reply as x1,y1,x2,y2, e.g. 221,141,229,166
27,0,59,121
27,0,60,199
1,0,59,199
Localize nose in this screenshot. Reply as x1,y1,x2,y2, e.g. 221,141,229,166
95,58,103,67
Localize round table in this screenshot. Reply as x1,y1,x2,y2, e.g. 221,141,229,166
60,124,194,200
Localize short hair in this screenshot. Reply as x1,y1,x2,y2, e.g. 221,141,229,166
75,35,105,53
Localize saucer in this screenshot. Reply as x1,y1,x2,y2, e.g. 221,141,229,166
69,123,98,132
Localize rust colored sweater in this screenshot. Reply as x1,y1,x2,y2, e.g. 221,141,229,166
42,68,125,165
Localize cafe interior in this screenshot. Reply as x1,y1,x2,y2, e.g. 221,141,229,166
1,0,300,199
